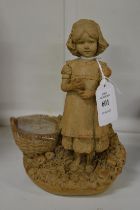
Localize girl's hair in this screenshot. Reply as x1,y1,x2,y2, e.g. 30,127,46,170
67,19,109,56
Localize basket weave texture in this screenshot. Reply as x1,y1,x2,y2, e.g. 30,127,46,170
10,115,61,156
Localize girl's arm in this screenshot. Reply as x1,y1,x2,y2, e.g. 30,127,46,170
77,80,98,99
61,78,84,92
61,63,84,92
101,62,112,78
103,66,112,77
61,79,73,92
77,63,112,99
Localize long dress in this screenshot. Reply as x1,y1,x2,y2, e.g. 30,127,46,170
60,58,115,153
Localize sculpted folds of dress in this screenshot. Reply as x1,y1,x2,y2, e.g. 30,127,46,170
60,58,113,154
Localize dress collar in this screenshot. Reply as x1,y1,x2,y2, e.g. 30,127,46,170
80,56,98,61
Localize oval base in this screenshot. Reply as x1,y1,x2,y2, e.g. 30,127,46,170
23,133,126,196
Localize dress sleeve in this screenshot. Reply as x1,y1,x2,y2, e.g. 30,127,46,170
101,62,112,78
61,62,72,79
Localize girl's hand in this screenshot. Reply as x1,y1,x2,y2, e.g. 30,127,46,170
77,89,95,99
70,78,85,90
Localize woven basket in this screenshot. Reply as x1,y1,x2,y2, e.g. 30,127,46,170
10,115,61,156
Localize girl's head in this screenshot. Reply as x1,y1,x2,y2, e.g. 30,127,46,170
67,19,109,57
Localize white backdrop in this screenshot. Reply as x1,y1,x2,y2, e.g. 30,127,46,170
0,0,140,133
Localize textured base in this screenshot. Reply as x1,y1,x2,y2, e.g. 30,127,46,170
23,133,126,195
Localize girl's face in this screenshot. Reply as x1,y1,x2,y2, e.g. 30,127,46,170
75,32,97,57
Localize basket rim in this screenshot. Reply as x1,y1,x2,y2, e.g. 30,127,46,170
16,114,61,137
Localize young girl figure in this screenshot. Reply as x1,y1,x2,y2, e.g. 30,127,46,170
60,19,114,167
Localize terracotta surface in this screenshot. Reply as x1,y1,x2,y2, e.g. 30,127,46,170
10,19,126,195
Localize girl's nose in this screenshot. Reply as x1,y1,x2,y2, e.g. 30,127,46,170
84,42,90,49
